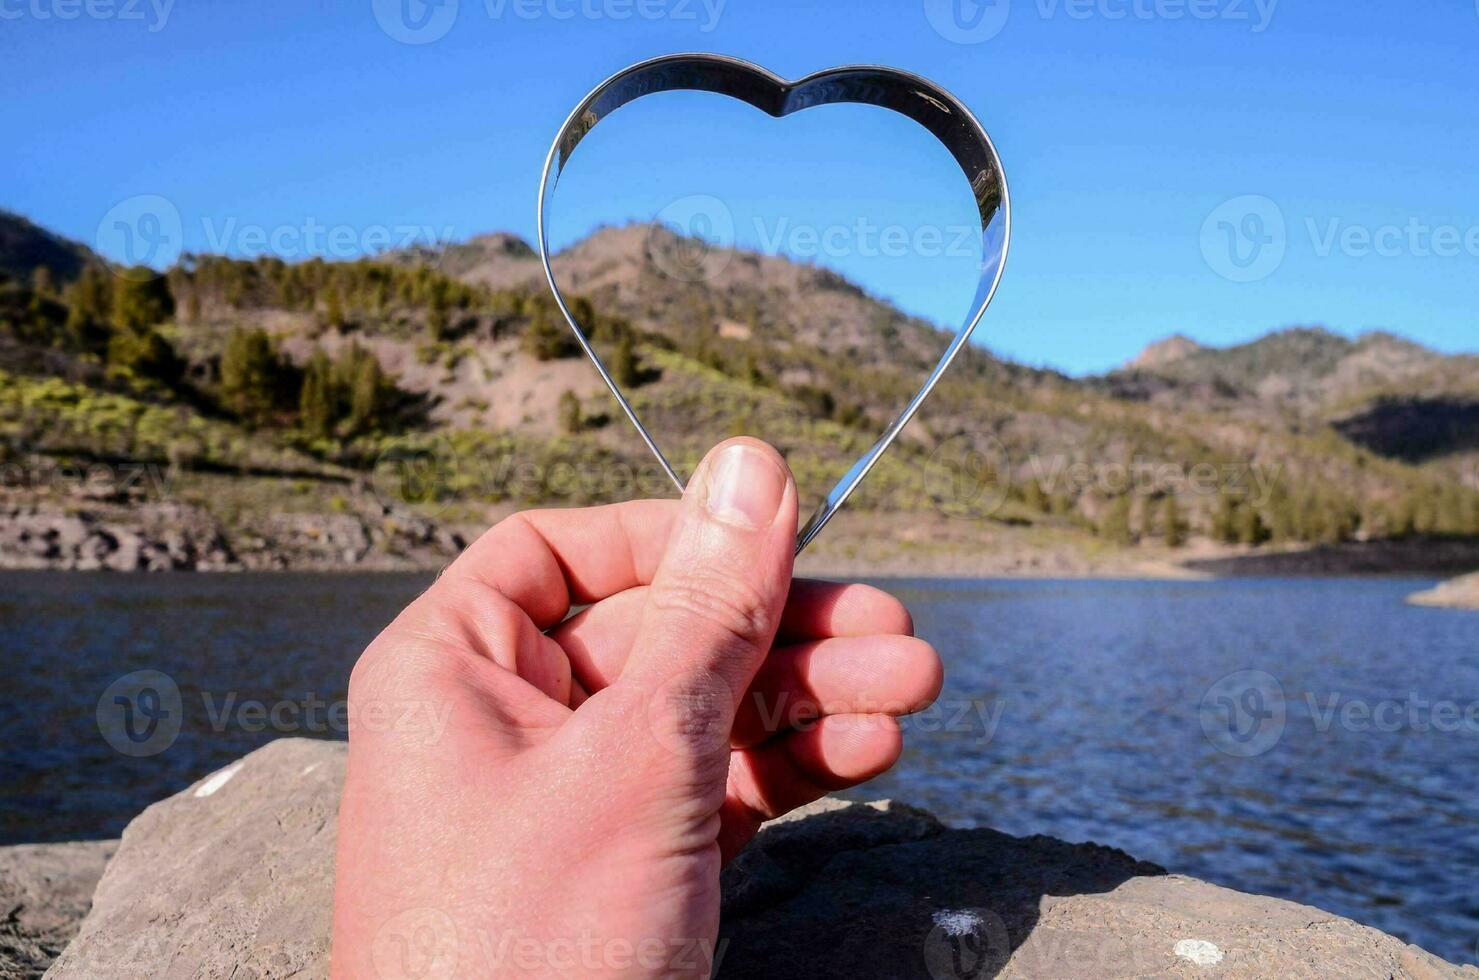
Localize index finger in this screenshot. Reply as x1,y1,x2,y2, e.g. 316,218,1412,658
438,499,680,628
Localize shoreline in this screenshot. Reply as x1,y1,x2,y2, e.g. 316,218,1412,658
5,494,1479,580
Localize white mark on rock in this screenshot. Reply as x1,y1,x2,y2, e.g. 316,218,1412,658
1173,939,1224,966
301,763,319,775
193,763,243,798
932,909,984,936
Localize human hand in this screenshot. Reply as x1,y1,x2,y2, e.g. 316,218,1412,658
331,438,942,978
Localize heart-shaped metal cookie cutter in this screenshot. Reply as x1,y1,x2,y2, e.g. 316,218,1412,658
537,52,1010,552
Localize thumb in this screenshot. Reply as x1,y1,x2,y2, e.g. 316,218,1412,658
621,438,797,714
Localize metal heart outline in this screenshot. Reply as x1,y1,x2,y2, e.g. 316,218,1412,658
537,52,1011,553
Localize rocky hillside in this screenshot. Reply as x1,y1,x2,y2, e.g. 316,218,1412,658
0,211,98,285
1,210,1477,572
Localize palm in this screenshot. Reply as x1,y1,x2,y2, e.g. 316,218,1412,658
334,449,939,980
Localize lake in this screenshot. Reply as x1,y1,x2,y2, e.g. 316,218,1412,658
1,573,1475,965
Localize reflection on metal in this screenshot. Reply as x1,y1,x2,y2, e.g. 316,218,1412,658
537,53,1011,553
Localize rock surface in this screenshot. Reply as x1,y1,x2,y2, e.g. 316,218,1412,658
1408,572,1479,610
0,839,115,978
20,738,1476,978
44,739,340,979
0,496,466,572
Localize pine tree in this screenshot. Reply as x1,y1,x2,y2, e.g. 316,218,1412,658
558,389,583,434
1390,496,1418,539
1099,495,1135,546
611,332,639,387
1235,503,1271,546
1163,495,1187,547
219,328,287,426
64,265,114,351
1021,479,1049,514
348,349,387,435
299,352,336,439
30,266,55,297
1267,486,1298,542
321,287,346,332
1210,491,1239,544
523,306,578,360
112,270,174,331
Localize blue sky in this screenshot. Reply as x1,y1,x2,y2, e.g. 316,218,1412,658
2,0,1476,374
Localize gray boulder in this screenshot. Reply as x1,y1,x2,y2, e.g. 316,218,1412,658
0,839,115,978
1409,572,1479,610
44,739,340,979
33,738,1478,978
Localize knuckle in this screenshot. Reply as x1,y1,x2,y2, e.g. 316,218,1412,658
649,574,774,649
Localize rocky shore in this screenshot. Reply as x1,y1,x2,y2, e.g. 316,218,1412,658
5,739,1472,978
6,492,1479,581
0,498,466,573
1408,572,1479,610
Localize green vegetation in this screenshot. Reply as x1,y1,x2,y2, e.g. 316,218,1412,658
557,390,582,434
3,217,1478,563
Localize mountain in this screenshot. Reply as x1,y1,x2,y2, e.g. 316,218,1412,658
391,232,541,291
1113,327,1477,409
0,210,98,284
1112,327,1479,467
2,216,1477,572
1128,334,1203,370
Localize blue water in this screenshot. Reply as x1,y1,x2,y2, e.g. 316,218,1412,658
1,573,1475,965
